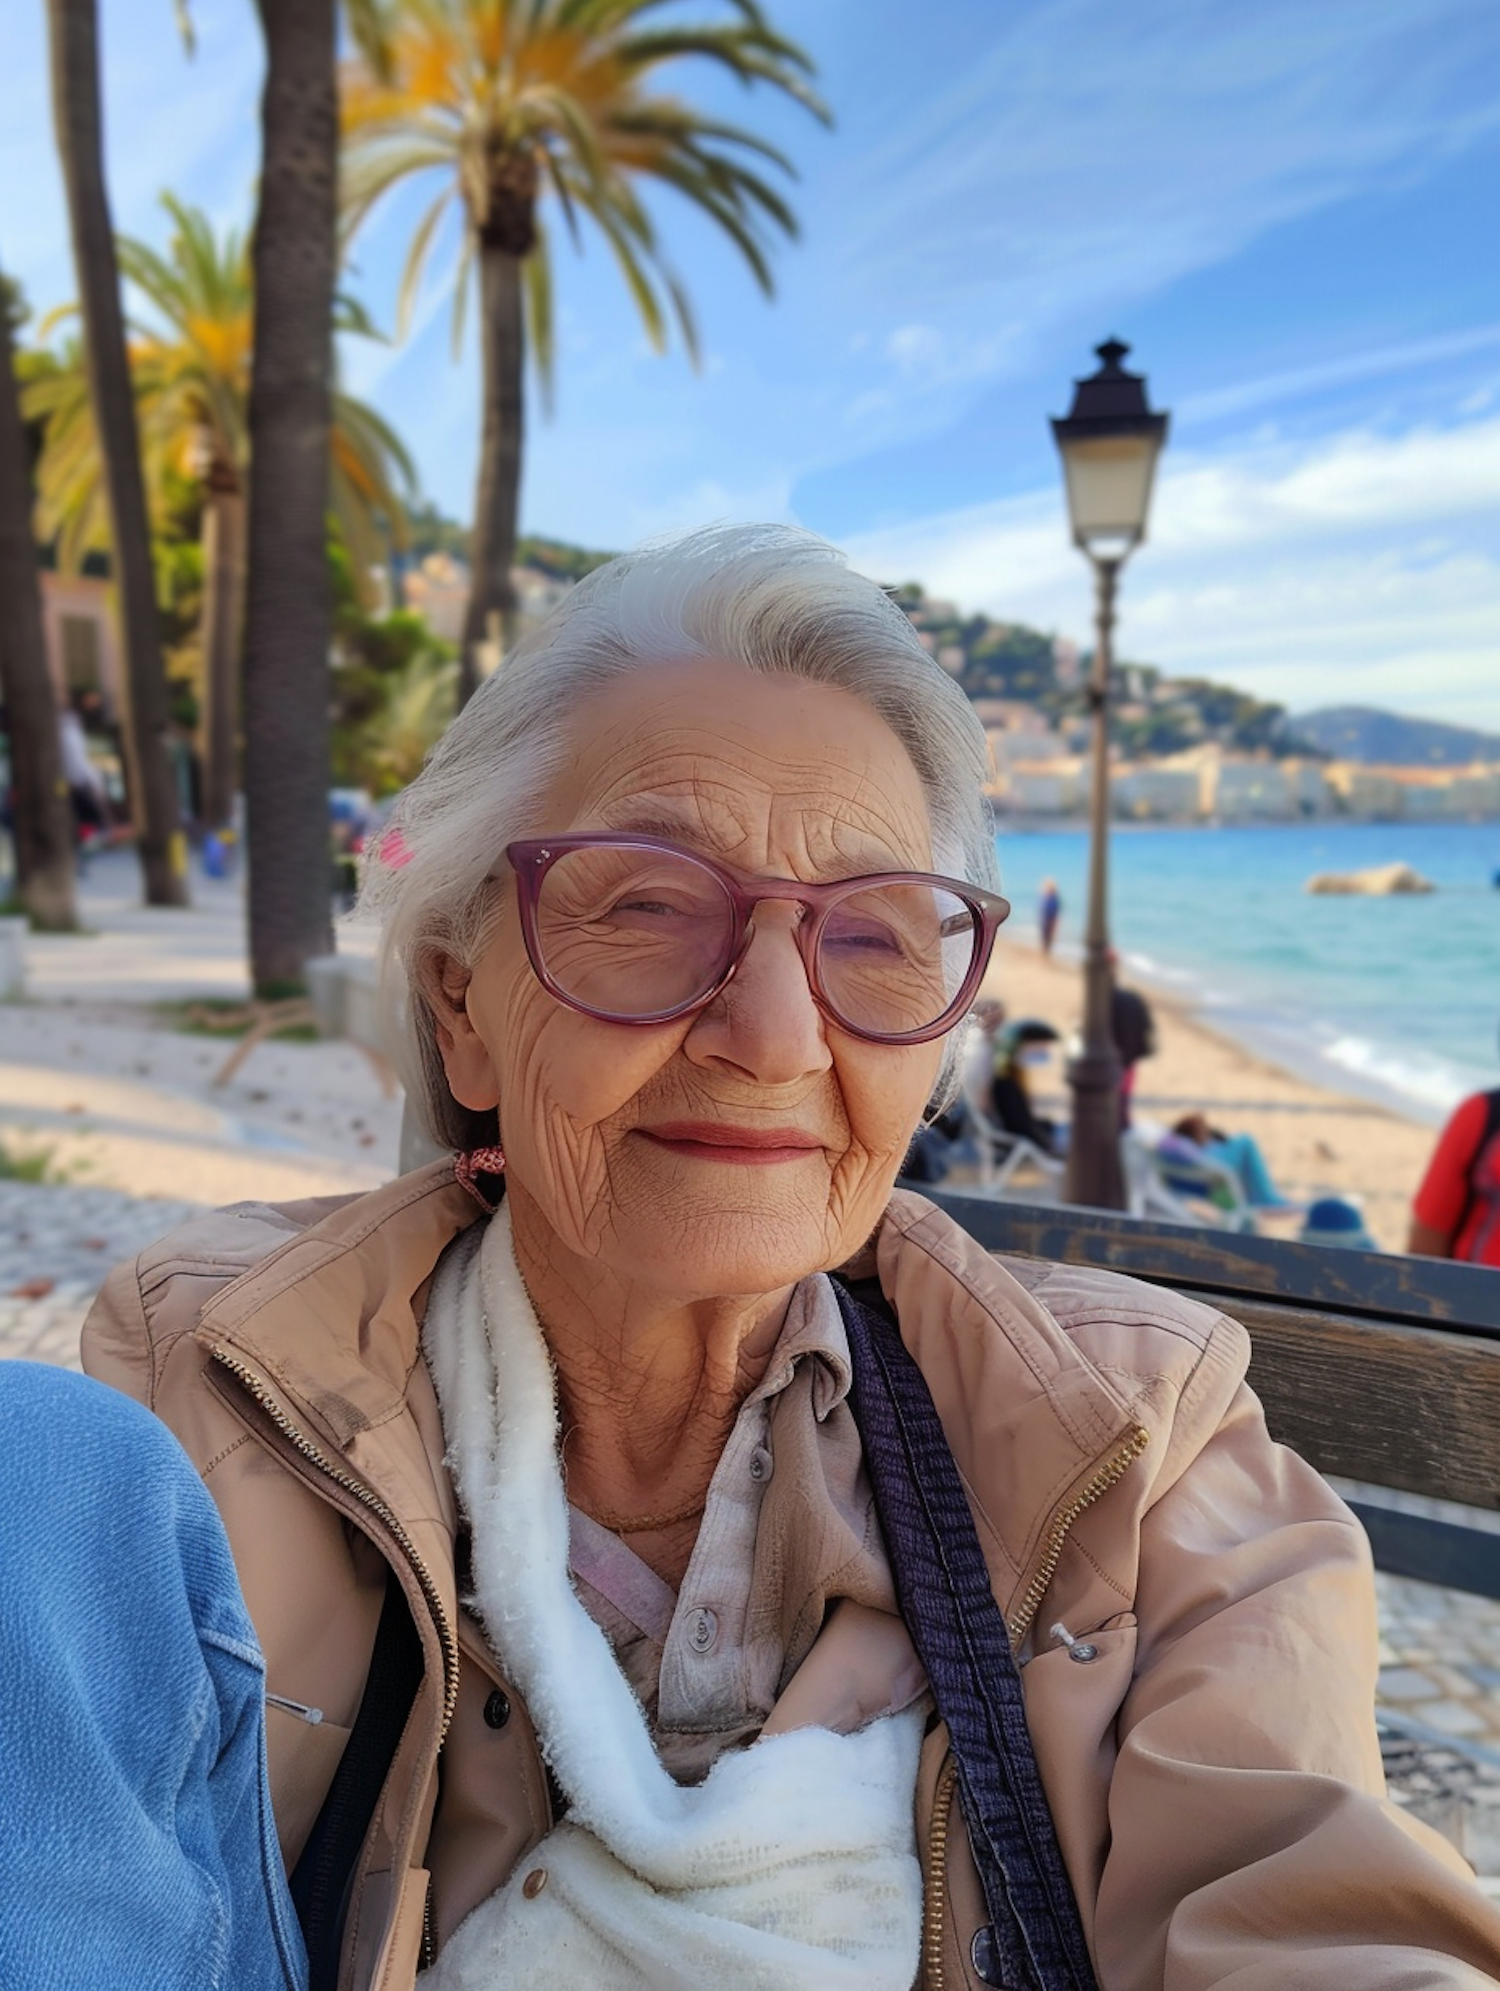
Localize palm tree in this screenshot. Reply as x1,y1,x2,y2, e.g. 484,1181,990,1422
0,272,77,931
340,0,826,702
244,0,402,994
25,197,417,831
47,0,187,905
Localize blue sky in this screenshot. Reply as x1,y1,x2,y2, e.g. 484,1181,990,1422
3,0,1499,725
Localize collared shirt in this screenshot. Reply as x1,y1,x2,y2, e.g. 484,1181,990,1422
567,1273,899,1783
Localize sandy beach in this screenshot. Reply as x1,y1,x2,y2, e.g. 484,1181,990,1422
981,934,1437,1251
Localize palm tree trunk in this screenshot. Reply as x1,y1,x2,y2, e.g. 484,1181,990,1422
47,0,187,907
0,280,77,931
243,0,337,993
198,468,245,832
459,239,525,707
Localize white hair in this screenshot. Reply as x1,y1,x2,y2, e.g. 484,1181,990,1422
361,521,1000,1149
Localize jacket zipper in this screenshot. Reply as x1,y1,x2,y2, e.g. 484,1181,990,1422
1006,1424,1150,1645
207,1345,461,1742
921,1756,958,1989
919,1422,1152,1987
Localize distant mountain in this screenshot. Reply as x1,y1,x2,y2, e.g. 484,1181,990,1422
1292,706,1500,767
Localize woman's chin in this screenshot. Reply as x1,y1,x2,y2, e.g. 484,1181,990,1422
601,1204,837,1302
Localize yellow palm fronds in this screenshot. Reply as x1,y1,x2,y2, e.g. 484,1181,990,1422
339,0,827,387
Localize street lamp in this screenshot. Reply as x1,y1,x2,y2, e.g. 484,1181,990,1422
1050,338,1169,1210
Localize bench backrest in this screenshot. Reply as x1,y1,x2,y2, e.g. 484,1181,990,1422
918,1187,1500,1513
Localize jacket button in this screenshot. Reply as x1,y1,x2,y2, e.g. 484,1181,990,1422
970,1925,1009,1985
521,1868,547,1899
483,1688,511,1729
1067,1642,1099,1664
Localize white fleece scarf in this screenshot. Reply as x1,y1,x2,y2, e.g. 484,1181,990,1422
421,1208,924,1991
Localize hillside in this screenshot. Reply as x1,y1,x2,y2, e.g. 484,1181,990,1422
417,517,1488,765
1293,706,1500,767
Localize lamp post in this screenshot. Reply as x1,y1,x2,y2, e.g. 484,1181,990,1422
1050,339,1169,1210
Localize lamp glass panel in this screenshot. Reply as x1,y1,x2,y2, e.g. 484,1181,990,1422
1059,433,1161,543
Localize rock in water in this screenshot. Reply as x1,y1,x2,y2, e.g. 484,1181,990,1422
1305,862,1436,896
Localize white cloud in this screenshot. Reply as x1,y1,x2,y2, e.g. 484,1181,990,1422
841,412,1500,728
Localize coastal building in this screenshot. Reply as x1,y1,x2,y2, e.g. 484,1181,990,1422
1052,635,1081,689
1386,766,1500,820
40,571,123,714
1113,762,1203,820
1282,757,1337,818
1324,765,1409,820
972,699,1057,736
402,552,470,642
997,756,1087,815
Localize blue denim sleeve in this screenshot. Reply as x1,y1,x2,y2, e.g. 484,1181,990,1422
0,1361,308,1991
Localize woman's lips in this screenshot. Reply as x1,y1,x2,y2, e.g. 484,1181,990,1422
638,1122,825,1166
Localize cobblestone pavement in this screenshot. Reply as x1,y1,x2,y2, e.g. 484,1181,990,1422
7,1177,1500,1872
0,1180,205,1366
1377,1570,1500,1751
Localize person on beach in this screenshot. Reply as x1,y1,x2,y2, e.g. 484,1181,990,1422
1161,1112,1296,1212
1408,1071,1500,1267
1038,874,1062,955
24,524,1498,1991
989,1016,1068,1156
1108,957,1156,1130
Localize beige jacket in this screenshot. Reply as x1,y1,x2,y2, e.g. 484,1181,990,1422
81,1162,1500,1991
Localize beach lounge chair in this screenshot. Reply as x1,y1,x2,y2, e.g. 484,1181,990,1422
1121,1126,1256,1232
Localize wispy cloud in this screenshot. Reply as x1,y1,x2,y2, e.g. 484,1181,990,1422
1176,325,1500,426
811,0,1500,396
841,411,1500,725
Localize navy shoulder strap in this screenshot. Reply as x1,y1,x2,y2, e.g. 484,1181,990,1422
832,1275,1099,1991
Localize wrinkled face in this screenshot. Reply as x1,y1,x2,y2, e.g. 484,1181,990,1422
435,659,947,1305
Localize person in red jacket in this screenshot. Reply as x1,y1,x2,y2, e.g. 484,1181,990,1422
1408,1077,1500,1267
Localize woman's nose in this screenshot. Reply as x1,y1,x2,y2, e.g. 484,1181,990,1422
683,911,832,1083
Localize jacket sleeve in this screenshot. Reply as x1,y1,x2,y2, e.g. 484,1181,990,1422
1094,1375,1500,1990
80,1255,158,1404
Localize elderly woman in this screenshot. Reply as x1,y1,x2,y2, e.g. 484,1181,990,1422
66,525,1500,1991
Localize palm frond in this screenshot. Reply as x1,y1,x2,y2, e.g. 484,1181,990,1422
586,199,669,351
393,186,456,336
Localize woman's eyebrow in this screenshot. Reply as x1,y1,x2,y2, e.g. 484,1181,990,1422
597,809,740,855
596,809,916,879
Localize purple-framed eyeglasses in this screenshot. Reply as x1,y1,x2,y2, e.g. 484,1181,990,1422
503,833,1010,1047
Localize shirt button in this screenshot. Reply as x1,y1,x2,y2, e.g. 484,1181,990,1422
522,1868,548,1900
687,1607,718,1653
483,1688,511,1729
748,1445,773,1484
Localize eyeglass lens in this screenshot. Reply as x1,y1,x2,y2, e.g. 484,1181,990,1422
531,843,979,1036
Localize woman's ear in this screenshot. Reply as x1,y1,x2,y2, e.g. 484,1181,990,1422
430,952,501,1112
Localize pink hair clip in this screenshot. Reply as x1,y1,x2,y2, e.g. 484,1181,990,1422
454,1144,506,1212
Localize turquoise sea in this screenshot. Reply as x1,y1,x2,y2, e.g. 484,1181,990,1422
991,821,1500,1127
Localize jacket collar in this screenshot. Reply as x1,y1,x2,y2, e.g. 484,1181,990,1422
197,1159,481,1448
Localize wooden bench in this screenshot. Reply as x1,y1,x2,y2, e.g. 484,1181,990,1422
912,1185,1500,1600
